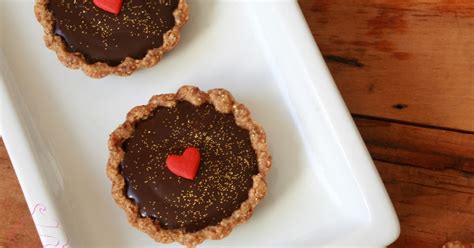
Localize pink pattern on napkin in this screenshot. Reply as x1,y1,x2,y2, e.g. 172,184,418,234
31,203,69,248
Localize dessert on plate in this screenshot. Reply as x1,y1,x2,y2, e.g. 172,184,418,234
34,0,188,78
107,86,271,247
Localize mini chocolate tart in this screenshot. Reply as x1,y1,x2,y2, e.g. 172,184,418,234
34,0,188,78
107,86,271,247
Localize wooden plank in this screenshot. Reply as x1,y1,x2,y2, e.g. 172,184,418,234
354,116,474,173
355,116,474,246
299,0,474,131
376,160,474,248
0,139,41,248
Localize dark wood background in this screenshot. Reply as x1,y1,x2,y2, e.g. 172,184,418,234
1,1,473,247
299,1,474,247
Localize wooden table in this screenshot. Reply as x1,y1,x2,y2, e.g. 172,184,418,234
1,1,473,247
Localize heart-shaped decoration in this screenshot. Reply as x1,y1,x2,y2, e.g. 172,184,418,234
93,0,123,15
166,147,201,180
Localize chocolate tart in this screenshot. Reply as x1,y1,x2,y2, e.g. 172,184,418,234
34,0,188,78
107,86,271,247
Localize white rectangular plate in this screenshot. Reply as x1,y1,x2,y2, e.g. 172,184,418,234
1,0,399,247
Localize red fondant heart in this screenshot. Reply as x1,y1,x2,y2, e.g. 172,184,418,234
93,0,122,15
166,147,201,180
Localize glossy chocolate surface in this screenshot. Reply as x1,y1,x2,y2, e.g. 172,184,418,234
121,102,259,232
48,0,178,66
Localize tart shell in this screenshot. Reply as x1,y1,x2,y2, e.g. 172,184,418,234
107,86,272,247
34,0,189,79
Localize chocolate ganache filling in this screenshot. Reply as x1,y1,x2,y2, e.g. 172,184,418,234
47,0,179,66
120,102,259,232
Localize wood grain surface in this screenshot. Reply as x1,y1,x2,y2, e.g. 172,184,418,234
0,140,41,247
356,119,474,247
1,1,474,247
297,1,474,246
300,0,474,131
